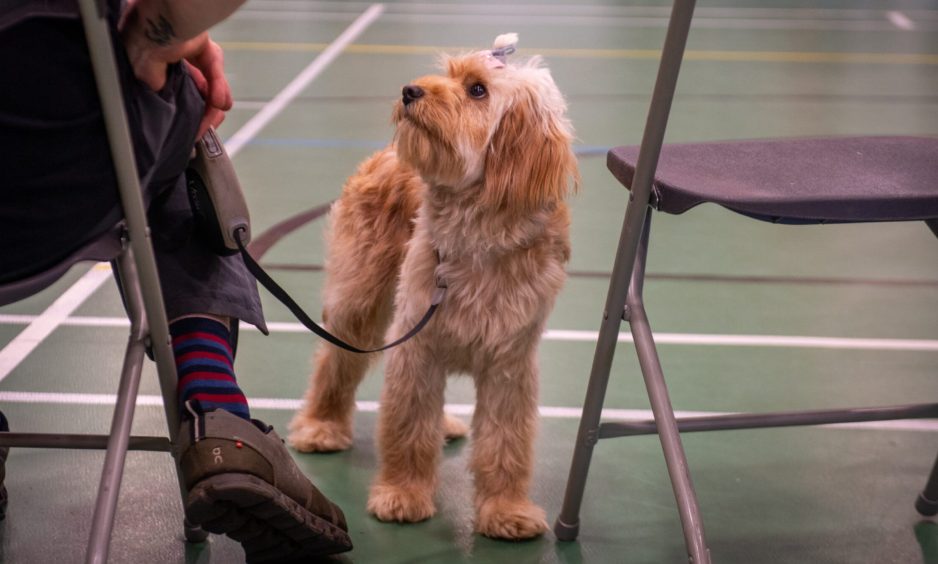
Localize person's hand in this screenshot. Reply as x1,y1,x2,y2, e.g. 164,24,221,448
180,35,234,139
122,7,233,138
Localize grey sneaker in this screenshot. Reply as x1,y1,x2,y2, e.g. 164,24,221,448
178,406,352,562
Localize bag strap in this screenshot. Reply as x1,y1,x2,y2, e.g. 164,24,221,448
234,228,445,353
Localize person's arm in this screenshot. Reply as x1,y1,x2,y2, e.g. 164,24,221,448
120,0,246,137
122,0,245,46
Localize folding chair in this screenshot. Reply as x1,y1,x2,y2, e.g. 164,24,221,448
553,2,938,563
0,0,203,561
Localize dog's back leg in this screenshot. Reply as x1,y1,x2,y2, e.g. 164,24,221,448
289,284,394,452
289,149,423,452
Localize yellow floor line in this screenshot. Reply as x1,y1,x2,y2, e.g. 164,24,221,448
218,41,938,65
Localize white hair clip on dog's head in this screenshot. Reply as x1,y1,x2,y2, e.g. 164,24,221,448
485,33,518,69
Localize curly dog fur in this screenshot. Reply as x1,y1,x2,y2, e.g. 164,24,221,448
288,35,578,540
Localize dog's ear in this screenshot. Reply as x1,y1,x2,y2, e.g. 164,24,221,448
482,78,578,213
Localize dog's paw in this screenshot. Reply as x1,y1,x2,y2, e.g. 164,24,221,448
443,413,469,441
367,483,436,523
476,497,548,540
287,416,352,453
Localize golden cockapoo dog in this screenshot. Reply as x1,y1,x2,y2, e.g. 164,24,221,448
288,34,578,540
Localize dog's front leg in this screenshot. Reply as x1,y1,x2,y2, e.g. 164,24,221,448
368,339,445,523
471,352,548,539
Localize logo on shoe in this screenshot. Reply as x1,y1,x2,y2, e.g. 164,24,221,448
212,446,223,464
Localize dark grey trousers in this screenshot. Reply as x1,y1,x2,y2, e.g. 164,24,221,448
0,6,266,332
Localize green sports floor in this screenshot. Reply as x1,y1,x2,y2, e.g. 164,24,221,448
2,1,938,562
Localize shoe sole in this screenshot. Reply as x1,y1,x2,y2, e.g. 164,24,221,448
186,473,353,562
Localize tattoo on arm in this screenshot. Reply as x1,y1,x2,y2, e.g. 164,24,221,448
144,14,176,46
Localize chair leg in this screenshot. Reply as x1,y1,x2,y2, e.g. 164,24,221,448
555,214,711,564
553,221,639,540
916,452,938,517
77,0,204,546
554,195,655,541
86,247,148,564
627,218,710,564
556,0,700,555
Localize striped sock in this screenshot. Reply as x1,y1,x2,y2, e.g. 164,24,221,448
170,317,250,420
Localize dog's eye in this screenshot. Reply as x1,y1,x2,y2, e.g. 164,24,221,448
468,83,487,99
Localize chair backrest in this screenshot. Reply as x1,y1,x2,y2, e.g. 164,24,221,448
0,223,124,307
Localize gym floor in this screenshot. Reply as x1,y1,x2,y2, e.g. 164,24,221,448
2,1,937,562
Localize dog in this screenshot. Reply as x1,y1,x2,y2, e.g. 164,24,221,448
288,34,578,540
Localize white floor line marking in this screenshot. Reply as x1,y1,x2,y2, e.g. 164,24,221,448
0,391,164,407
0,390,934,433
0,315,36,325
543,330,938,351
0,265,113,383
2,314,938,352
224,3,385,157
887,10,915,30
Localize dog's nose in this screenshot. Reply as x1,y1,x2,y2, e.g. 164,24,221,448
402,85,424,106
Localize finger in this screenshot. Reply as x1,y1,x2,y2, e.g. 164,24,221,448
128,49,168,91
211,108,226,129
184,60,209,99
139,66,167,92
207,106,226,130
201,42,233,111
196,121,210,140
196,107,226,139
196,113,212,140
209,73,233,112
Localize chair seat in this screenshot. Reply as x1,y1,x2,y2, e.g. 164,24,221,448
0,224,123,307
607,136,938,224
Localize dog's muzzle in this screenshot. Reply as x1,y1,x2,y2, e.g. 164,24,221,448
402,85,424,106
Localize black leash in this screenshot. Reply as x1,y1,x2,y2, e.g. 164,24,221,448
234,228,446,353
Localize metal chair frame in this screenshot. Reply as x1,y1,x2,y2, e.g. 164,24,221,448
553,2,938,563
0,1,202,561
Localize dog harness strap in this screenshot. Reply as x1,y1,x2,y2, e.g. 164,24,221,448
234,228,444,354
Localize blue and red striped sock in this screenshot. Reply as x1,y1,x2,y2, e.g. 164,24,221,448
170,317,250,420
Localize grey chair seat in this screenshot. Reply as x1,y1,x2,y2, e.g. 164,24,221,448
0,225,123,307
607,136,938,223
